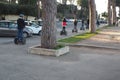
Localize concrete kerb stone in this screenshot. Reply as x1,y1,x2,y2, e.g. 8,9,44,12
68,43,120,51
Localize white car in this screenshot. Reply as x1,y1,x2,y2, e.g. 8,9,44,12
26,22,42,35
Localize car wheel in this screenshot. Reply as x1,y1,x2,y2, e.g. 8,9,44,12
23,32,28,38
38,31,41,36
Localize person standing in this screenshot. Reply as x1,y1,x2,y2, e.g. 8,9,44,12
17,14,25,40
80,19,85,30
96,20,100,27
62,17,67,31
86,19,89,29
74,19,78,29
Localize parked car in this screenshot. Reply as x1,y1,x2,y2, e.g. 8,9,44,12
31,19,43,26
0,20,33,37
25,21,42,35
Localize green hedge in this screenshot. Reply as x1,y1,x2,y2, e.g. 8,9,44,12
0,2,37,16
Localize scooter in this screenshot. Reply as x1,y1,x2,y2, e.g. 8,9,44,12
14,37,26,45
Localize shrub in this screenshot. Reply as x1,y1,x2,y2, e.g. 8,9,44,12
0,2,37,16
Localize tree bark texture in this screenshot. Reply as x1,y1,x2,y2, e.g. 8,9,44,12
108,0,112,25
112,0,117,25
37,0,41,19
89,0,96,33
41,0,57,49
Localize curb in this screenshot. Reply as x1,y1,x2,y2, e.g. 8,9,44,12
68,44,120,51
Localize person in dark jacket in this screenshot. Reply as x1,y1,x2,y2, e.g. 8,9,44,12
86,19,89,29
80,19,85,30
17,14,25,40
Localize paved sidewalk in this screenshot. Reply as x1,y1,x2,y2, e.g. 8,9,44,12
73,26,120,51
57,24,106,40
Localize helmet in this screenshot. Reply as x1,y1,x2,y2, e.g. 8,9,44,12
19,14,24,17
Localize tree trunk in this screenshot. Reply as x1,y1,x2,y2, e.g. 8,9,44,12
108,0,112,25
37,0,41,19
112,0,117,25
41,0,57,49
89,0,96,33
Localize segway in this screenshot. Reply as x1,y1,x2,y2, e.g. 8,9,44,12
60,27,67,35
73,19,78,33
72,26,78,33
14,37,26,45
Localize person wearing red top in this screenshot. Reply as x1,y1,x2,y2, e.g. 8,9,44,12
62,17,67,31
62,21,67,27
60,17,67,35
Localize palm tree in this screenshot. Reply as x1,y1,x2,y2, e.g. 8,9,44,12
41,0,57,49
88,0,96,33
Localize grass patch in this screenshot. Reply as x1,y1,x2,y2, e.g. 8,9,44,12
104,25,114,29
58,32,97,43
54,44,65,50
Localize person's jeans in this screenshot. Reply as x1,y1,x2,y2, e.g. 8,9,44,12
17,29,23,40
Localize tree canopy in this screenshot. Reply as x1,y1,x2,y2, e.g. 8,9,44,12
77,0,88,8
18,0,38,5
116,0,120,6
77,0,89,19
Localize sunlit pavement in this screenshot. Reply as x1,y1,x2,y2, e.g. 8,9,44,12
1,24,120,80
74,26,120,50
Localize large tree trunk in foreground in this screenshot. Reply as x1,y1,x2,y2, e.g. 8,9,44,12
89,0,96,33
111,0,117,25
37,0,41,19
41,0,57,49
108,0,112,26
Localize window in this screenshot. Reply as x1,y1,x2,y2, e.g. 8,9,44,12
0,22,8,28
